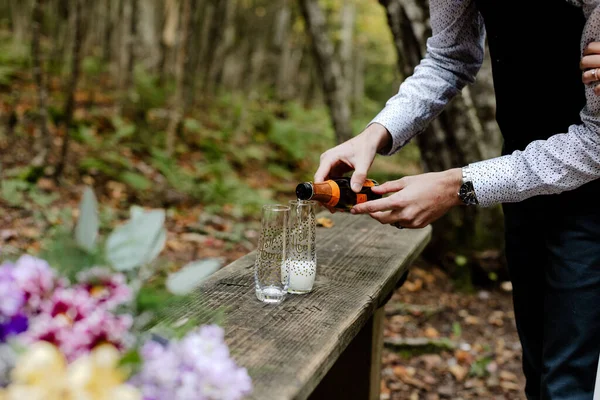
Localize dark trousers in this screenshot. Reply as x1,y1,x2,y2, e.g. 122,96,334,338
504,186,600,400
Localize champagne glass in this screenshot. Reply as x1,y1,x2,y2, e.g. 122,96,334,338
255,204,290,304
286,200,317,294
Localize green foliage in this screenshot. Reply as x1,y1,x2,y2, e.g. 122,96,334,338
452,321,462,338
166,259,223,295
470,355,493,378
268,102,334,166
1,179,28,206
0,178,58,208
0,39,29,67
41,233,107,281
0,65,17,86
82,56,105,76
132,66,168,112
106,209,166,272
75,187,100,252
119,171,152,191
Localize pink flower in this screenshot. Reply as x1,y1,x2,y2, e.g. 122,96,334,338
76,267,132,310
24,287,133,361
12,255,61,313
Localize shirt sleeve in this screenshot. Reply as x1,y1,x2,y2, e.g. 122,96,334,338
469,1,600,207
370,0,485,155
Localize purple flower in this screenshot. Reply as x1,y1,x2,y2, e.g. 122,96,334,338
0,264,25,318
0,314,28,342
131,325,252,400
12,255,60,312
76,267,132,309
0,263,27,342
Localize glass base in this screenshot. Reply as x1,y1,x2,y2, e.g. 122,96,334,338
256,286,287,304
287,287,313,294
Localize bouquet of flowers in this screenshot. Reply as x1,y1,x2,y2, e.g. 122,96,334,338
0,188,252,400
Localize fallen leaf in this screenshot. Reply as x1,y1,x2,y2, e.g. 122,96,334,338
488,310,505,327
499,381,520,391
437,384,455,397
22,227,40,239
448,364,467,382
404,278,423,292
455,349,473,365
425,327,440,339
499,370,518,382
380,380,390,400
166,239,187,252
464,316,481,325
486,375,500,388
37,178,56,191
501,281,513,292
180,233,207,243
423,374,437,385
316,217,334,228
464,378,484,389
0,230,17,241
419,354,443,370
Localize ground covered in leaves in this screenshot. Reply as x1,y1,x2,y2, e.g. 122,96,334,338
382,263,525,399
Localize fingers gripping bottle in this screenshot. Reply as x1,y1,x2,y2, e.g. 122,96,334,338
295,178,382,211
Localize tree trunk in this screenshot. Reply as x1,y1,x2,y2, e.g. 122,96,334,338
299,0,353,144
183,0,202,106
201,0,228,96
55,0,85,177
378,0,503,267
157,0,178,86
103,0,113,62
207,0,238,96
165,0,191,156
275,0,293,100
31,0,51,168
339,0,356,92
124,0,138,91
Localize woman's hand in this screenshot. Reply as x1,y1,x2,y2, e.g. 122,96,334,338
581,42,600,95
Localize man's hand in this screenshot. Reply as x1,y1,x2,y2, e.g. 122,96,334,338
315,123,391,193
581,41,600,95
351,169,464,229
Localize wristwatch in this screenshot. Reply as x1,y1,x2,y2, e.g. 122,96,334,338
458,166,479,206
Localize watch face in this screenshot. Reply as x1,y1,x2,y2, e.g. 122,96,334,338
459,182,478,206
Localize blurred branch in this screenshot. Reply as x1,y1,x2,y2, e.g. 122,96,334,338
31,0,51,168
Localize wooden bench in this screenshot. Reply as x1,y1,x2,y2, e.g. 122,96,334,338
162,212,431,399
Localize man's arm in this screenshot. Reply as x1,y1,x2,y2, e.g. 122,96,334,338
371,0,485,155
468,1,600,207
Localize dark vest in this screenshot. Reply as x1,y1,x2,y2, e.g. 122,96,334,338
475,0,600,204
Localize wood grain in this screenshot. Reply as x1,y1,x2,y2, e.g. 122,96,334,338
159,213,431,400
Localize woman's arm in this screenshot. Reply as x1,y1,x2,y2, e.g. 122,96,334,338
371,0,485,155
468,1,600,207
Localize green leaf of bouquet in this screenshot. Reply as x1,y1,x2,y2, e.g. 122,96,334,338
105,209,166,271
166,259,222,295
75,187,99,252
118,348,142,377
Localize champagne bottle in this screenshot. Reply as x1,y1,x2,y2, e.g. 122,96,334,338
295,178,382,211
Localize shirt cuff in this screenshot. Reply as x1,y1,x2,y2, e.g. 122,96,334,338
369,105,415,156
468,156,518,207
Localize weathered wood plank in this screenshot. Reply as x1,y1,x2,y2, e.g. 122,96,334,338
160,213,431,400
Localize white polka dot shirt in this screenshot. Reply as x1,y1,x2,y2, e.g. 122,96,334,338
371,0,600,207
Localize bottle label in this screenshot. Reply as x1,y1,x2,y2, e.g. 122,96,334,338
326,181,340,207
357,194,367,204
363,180,375,187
